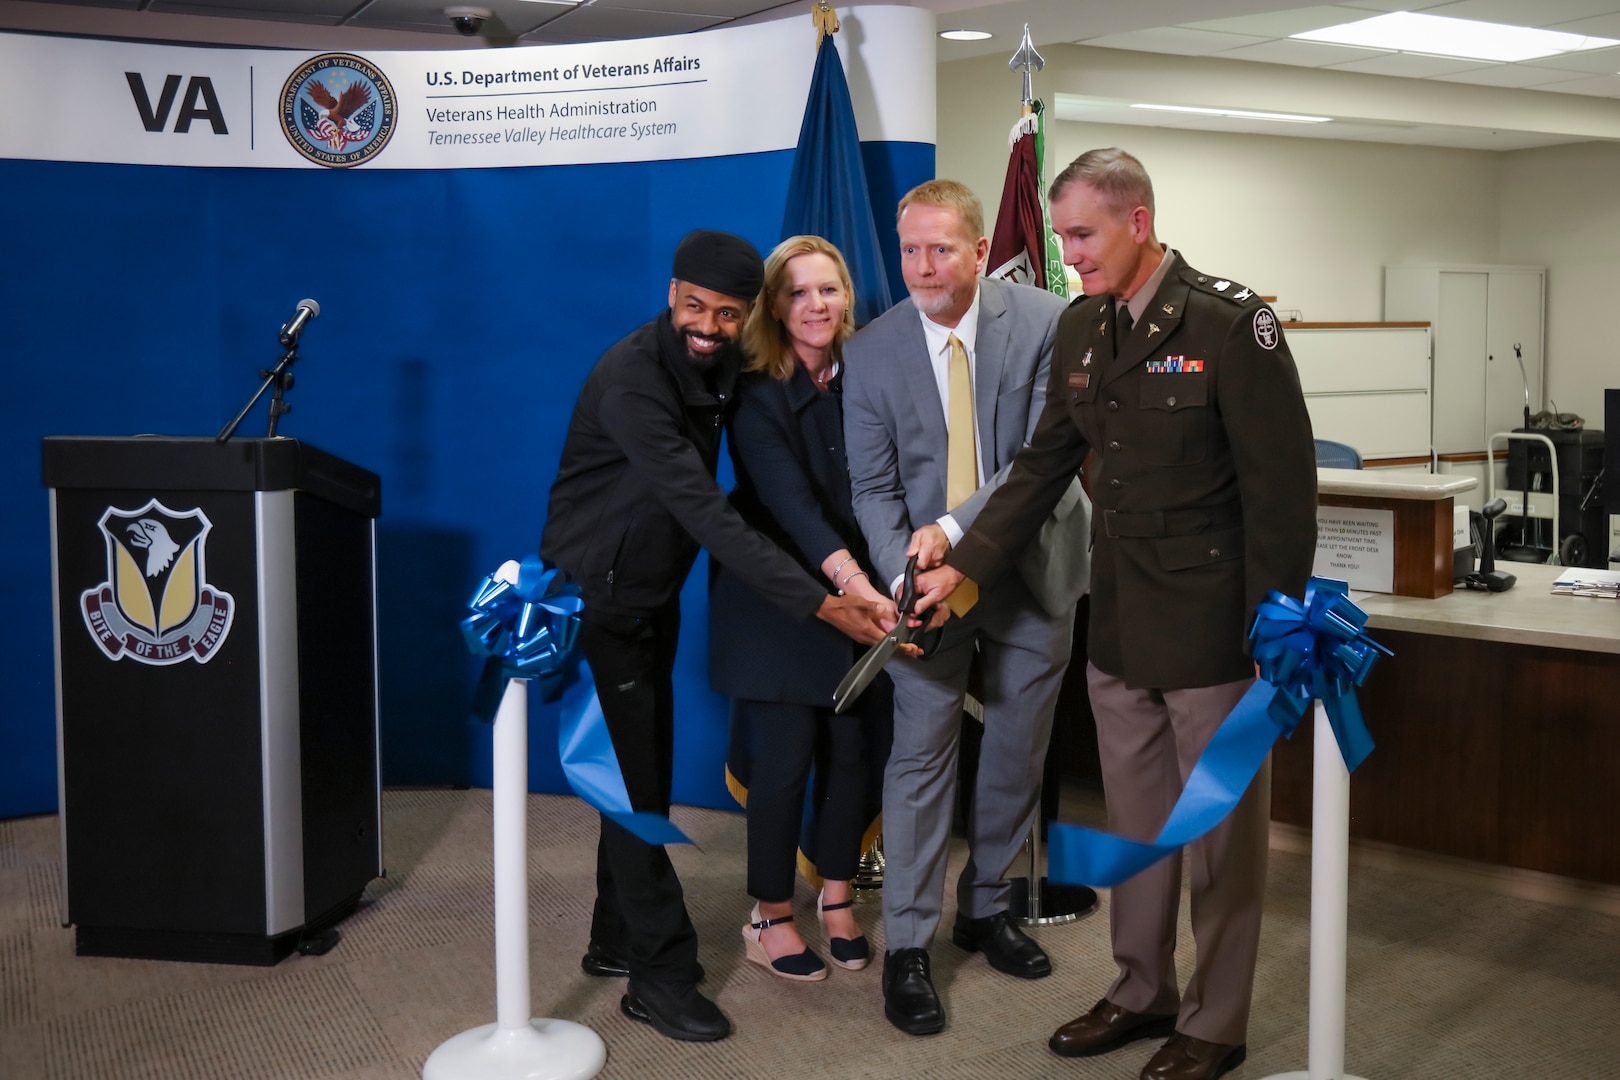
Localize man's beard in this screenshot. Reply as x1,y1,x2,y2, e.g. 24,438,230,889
683,330,742,370
907,281,964,318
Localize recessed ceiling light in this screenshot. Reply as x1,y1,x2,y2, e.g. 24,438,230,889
939,29,992,42
1293,12,1619,63
1131,103,1332,124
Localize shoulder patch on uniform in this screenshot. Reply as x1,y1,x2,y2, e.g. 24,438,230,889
1252,308,1279,350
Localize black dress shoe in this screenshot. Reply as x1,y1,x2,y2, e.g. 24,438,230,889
882,947,945,1035
582,942,704,983
581,941,630,978
620,980,731,1042
951,910,1052,979
1049,998,1179,1058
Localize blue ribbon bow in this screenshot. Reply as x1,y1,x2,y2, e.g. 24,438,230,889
462,557,690,846
1047,576,1389,888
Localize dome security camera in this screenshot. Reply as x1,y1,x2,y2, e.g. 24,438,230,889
445,6,491,35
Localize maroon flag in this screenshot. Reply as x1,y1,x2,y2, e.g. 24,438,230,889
988,112,1045,289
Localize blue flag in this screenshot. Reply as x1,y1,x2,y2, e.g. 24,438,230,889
781,35,893,326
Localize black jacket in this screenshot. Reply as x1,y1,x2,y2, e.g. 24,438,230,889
541,311,828,620
708,365,867,704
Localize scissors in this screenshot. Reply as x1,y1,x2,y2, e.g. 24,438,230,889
832,554,939,713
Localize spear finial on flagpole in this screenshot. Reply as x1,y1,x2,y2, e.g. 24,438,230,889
813,0,839,47
1009,23,1044,116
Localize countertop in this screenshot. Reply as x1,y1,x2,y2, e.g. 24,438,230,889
1353,563,1620,655
1318,468,1478,500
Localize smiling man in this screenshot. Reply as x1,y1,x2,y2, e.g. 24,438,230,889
843,180,1089,1037
913,149,1318,1080
540,229,891,1044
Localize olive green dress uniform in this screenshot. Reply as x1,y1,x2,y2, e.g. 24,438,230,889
949,253,1318,1046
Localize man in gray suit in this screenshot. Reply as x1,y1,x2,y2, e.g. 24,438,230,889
843,179,1087,1036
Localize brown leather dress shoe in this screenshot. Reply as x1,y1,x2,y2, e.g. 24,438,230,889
1049,998,1178,1058
1139,1033,1247,1080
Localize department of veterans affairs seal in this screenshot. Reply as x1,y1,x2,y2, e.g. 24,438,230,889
281,53,397,167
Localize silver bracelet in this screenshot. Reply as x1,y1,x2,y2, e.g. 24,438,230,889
830,555,855,582
839,569,868,589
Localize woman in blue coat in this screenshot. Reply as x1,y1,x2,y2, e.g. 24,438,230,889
709,236,897,982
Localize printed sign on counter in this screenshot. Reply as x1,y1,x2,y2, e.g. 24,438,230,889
1314,506,1395,593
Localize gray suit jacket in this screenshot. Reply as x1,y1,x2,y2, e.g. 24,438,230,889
843,276,1089,617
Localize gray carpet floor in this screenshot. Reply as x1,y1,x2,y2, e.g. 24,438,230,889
3,787,1619,1079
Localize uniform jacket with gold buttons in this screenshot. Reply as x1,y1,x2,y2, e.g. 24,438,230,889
949,259,1318,690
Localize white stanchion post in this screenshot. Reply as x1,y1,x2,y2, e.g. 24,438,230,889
1263,701,1367,1080
424,569,607,1079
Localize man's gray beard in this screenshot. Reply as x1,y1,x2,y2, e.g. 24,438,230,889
908,284,961,318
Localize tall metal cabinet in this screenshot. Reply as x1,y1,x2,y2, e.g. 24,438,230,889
1384,265,1546,455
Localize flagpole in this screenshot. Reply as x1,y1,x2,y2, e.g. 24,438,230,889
999,23,1092,925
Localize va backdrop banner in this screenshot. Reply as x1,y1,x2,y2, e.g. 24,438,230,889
0,8,934,817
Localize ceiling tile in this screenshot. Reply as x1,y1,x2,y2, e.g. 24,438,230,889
1423,0,1620,27
1178,5,1374,38
149,0,346,18
1430,63,1609,87
1075,27,1269,57
521,4,724,43
1537,12,1620,35
1212,38,1392,66
344,0,554,34
588,0,776,15
1336,0,1457,10
1515,44,1620,73
1517,72,1620,95
1324,52,1499,77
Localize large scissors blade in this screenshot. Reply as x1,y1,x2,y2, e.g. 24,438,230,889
832,554,921,714
833,632,901,714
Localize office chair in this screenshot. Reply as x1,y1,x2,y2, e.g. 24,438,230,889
1314,439,1363,469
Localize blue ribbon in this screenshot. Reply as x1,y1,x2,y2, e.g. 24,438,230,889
1048,576,1389,888
462,557,691,846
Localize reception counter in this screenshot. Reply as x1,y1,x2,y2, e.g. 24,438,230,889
1271,563,1620,886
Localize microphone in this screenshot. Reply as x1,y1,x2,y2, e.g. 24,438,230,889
278,298,320,348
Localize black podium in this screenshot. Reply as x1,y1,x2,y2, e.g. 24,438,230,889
43,437,383,965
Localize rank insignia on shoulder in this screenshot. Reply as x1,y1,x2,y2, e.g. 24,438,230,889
1234,287,1253,301
1068,372,1091,388
1214,280,1231,292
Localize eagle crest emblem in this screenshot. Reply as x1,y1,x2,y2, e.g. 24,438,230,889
280,52,397,168
80,500,234,666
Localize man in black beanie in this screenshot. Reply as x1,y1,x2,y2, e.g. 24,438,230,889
541,229,893,1042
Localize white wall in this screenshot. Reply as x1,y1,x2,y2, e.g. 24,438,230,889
938,45,1620,435
1499,141,1620,427
938,50,1503,323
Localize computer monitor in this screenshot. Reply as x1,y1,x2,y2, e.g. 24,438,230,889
1606,389,1619,514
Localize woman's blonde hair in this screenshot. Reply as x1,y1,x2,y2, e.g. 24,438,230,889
743,235,856,381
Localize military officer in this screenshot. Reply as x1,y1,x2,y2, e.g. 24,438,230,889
913,148,1318,1080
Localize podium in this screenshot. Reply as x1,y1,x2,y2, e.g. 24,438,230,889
43,437,383,966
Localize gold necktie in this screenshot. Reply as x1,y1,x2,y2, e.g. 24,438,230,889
945,333,979,616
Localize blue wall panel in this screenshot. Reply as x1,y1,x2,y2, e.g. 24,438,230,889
1,141,933,819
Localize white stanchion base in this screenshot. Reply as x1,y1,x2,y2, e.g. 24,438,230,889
422,1018,606,1080
1262,1071,1369,1079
